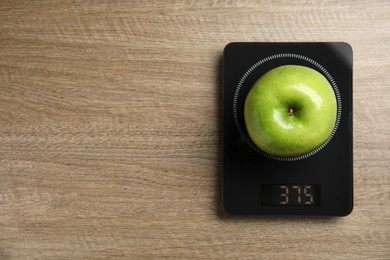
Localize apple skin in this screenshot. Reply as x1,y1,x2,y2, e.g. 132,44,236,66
244,65,337,157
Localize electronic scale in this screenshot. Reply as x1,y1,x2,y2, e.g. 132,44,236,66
222,42,353,216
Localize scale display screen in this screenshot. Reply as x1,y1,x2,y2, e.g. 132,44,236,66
222,42,353,216
261,185,320,206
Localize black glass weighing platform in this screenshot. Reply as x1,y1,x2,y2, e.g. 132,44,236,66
222,42,353,216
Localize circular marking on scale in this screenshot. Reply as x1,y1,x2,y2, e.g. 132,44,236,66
233,53,342,161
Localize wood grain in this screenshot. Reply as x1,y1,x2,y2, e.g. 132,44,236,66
1,0,389,259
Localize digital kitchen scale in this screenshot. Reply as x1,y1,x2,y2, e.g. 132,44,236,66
222,42,353,216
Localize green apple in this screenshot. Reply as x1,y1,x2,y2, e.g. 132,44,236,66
244,65,337,157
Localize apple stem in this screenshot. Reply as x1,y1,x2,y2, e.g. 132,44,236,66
288,108,294,116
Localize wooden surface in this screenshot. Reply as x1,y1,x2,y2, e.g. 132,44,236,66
1,0,389,259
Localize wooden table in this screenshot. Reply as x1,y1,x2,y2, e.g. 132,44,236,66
1,1,389,259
